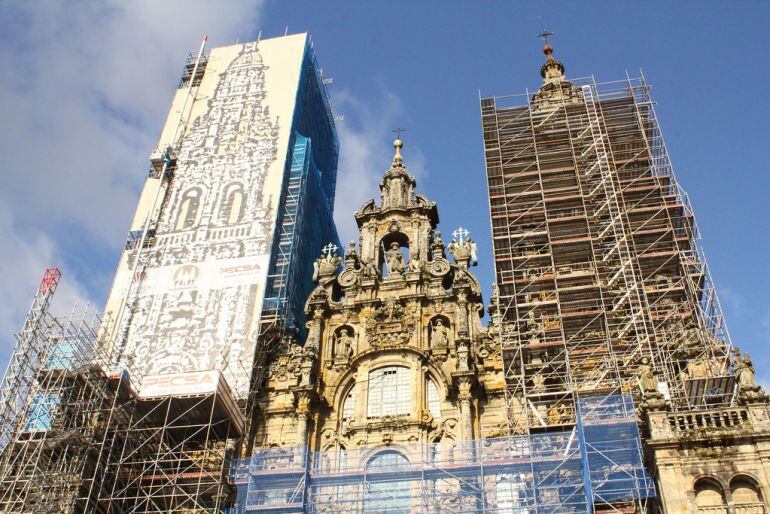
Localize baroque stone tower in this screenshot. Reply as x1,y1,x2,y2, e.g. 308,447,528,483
253,139,505,453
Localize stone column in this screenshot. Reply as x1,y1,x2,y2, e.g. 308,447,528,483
457,380,473,441
294,392,312,465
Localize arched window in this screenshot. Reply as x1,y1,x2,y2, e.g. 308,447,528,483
365,452,411,513
427,379,441,420
176,188,202,230
342,384,356,421
731,476,764,508
367,367,410,418
221,183,245,224
694,478,727,512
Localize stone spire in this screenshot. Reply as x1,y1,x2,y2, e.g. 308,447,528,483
532,42,583,108
540,44,566,84
380,138,416,209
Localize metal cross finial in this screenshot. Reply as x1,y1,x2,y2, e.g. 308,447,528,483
392,127,406,140
453,227,470,243
322,243,338,258
537,17,555,45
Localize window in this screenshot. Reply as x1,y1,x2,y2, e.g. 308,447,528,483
365,452,411,513
367,367,410,418
694,478,727,511
731,477,763,507
427,379,441,420
342,385,356,421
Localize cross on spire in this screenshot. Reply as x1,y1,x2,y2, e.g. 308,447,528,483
321,243,338,258
453,227,470,243
537,17,555,45
392,127,406,140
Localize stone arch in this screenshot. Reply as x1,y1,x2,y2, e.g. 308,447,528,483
176,187,203,230
379,232,410,278
693,477,727,510
730,474,765,507
220,182,246,224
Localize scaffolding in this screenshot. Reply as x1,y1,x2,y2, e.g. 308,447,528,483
480,73,733,442
230,394,653,513
0,269,136,512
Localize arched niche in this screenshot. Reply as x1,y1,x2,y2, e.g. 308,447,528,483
176,187,203,230
693,477,727,510
426,315,452,351
379,232,410,278
730,475,764,507
220,182,246,224
330,325,355,364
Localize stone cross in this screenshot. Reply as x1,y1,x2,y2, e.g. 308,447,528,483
453,227,470,243
321,243,338,258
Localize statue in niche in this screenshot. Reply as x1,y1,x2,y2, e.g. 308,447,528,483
431,319,450,348
636,357,659,397
408,249,422,273
335,328,354,361
384,242,406,275
734,348,756,388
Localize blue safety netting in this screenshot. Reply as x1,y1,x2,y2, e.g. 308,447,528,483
229,394,654,513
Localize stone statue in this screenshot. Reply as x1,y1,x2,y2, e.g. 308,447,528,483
684,350,719,380
432,319,450,348
408,248,422,273
344,240,359,267
335,328,354,361
384,242,406,275
548,402,568,425
431,230,445,259
636,357,659,396
734,348,756,388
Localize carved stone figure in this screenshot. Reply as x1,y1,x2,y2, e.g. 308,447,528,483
384,242,406,275
344,240,359,267
547,402,568,425
734,348,756,388
432,319,450,348
636,357,659,396
408,249,422,273
335,329,354,361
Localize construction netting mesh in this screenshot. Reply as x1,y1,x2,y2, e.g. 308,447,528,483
230,394,654,512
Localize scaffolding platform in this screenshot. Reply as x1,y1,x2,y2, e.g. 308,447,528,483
231,394,654,513
137,371,245,438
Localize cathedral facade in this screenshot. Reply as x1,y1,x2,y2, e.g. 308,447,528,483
253,139,506,455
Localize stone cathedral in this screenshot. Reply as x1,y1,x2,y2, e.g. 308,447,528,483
253,139,506,453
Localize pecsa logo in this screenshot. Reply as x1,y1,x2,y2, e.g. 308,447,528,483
139,371,219,397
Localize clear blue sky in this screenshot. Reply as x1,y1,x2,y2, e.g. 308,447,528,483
1,2,768,381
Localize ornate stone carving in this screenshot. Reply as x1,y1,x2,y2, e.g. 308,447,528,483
366,298,416,349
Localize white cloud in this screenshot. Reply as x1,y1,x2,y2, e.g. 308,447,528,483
0,205,90,364
332,88,428,244
0,1,262,362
